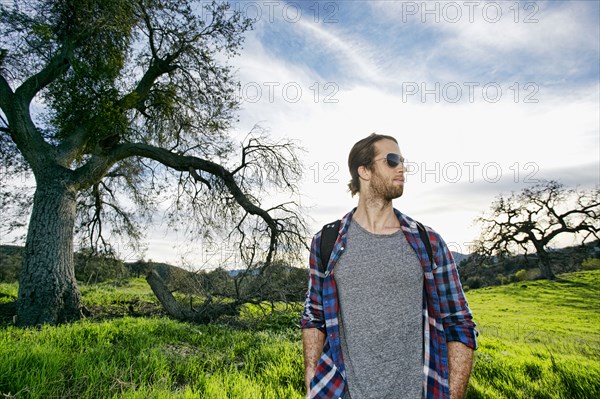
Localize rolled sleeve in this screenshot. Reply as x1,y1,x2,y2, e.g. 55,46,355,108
433,233,478,350
300,234,326,332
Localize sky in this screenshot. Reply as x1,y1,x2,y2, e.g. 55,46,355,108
2,0,599,269
130,0,600,267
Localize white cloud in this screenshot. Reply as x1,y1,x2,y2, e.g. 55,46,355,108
227,28,599,251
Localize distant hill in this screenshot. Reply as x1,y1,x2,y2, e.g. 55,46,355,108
0,245,24,282
124,260,190,280
451,251,469,265
2,240,599,290
465,269,600,398
228,269,260,278
457,240,599,289
0,245,23,256
0,245,194,284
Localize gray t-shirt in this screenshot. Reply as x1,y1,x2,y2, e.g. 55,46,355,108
335,219,424,399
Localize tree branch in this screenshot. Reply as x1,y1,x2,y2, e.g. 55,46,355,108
475,181,599,279
55,124,91,167
73,142,281,264
2,42,75,171
14,42,73,105
0,75,14,112
188,166,212,189
118,55,177,112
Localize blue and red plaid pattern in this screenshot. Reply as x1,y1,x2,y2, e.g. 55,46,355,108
300,208,478,399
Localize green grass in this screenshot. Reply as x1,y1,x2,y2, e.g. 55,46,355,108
0,283,17,304
466,270,600,399
0,317,304,398
79,278,164,319
0,271,598,398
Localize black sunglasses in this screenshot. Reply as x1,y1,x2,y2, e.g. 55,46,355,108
375,153,405,168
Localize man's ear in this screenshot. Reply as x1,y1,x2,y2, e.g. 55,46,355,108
358,165,371,181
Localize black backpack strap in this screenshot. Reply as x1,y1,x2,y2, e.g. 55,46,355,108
319,220,341,273
416,221,434,267
319,219,432,271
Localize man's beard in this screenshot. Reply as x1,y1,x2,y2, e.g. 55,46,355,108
369,169,404,201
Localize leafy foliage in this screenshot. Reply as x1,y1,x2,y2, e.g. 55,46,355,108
1,0,308,325
1,0,258,251
581,257,600,271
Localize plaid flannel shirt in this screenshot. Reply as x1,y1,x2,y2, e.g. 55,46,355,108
300,208,478,399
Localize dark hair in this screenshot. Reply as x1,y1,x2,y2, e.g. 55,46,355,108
347,133,398,196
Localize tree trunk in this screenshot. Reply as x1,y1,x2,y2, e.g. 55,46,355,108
147,270,240,324
16,181,82,326
146,270,191,321
537,249,556,280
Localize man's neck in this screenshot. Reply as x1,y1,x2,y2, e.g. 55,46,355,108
353,196,400,234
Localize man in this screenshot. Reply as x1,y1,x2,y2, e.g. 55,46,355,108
300,133,478,399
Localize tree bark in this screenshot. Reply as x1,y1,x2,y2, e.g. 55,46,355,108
146,270,239,324
537,249,556,280
16,180,82,326
146,270,191,321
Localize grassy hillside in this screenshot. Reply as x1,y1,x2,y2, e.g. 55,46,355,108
466,270,600,398
0,271,599,398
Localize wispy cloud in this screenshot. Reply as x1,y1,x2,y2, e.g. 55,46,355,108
293,18,386,86
366,0,599,85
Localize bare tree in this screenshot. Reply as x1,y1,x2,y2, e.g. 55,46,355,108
0,0,308,327
474,180,599,279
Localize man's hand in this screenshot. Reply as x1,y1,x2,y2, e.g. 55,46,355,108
302,328,326,395
447,341,474,399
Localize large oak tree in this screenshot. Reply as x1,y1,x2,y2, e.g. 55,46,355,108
0,0,308,327
474,180,599,279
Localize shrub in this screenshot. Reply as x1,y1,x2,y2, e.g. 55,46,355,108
581,258,600,271
496,273,507,285
466,276,482,289
515,269,527,281
74,250,129,283
0,254,21,283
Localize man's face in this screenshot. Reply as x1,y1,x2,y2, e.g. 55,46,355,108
368,139,405,201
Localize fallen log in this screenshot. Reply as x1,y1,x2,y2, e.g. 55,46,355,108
146,270,239,324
